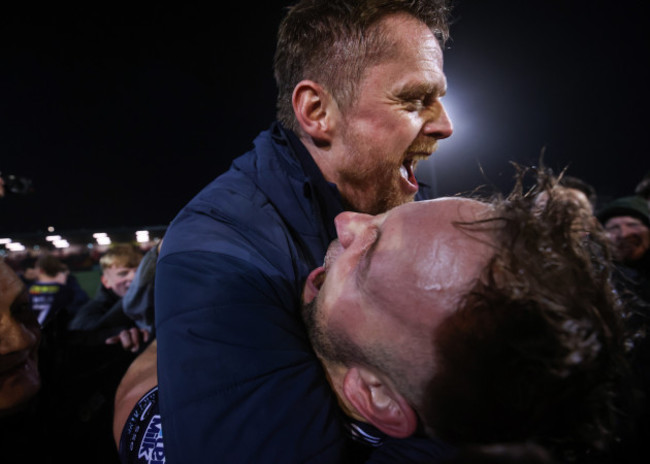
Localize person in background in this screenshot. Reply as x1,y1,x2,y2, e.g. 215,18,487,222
28,253,89,327
1,256,124,463
597,196,650,301
597,195,650,462
0,258,48,461
0,259,41,419
69,243,149,353
41,244,152,463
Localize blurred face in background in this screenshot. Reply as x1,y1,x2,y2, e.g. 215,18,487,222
0,260,41,417
101,265,137,298
604,216,650,263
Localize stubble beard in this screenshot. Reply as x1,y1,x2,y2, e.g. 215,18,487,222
337,127,414,215
301,298,334,363
616,236,649,262
302,296,365,370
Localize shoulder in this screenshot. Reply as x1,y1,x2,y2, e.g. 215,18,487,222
162,173,305,266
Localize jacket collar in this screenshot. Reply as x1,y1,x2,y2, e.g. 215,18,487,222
282,126,343,242
251,122,344,268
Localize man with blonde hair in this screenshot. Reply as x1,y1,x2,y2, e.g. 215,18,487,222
156,0,454,462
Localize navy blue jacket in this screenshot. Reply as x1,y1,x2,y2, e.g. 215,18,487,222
155,123,448,463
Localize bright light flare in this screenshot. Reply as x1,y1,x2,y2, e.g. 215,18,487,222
136,230,150,243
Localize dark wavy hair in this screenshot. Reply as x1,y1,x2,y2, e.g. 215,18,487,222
423,165,628,462
557,174,597,211
273,0,452,131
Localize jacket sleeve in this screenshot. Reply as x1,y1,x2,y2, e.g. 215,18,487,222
155,248,349,464
122,244,158,332
67,293,128,330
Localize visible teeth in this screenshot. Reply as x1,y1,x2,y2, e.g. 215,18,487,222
400,164,409,180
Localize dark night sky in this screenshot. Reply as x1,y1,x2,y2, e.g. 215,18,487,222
1,1,648,236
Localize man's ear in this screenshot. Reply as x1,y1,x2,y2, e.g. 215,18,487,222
342,367,418,438
100,274,109,289
292,80,337,146
302,266,325,304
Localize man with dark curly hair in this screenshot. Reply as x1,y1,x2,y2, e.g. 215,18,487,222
121,164,631,463
303,168,629,463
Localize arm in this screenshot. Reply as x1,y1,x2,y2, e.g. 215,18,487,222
68,289,147,351
67,292,121,330
68,295,132,330
113,339,159,446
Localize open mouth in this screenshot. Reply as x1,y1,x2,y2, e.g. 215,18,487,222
400,156,426,192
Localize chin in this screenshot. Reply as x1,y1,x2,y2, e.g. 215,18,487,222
346,179,415,214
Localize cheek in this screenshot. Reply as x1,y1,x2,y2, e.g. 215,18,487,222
374,115,419,150
114,275,132,286
350,110,418,152
641,233,650,247
320,285,366,340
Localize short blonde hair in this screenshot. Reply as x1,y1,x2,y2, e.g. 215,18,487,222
99,243,143,271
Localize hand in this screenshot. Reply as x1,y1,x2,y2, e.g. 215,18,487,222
105,327,150,353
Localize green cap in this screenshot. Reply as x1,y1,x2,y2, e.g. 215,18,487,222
597,196,650,228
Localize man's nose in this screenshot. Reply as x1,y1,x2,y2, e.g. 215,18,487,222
619,224,638,238
422,102,453,140
334,212,374,249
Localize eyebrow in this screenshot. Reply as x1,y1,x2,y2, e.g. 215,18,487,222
396,81,446,100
